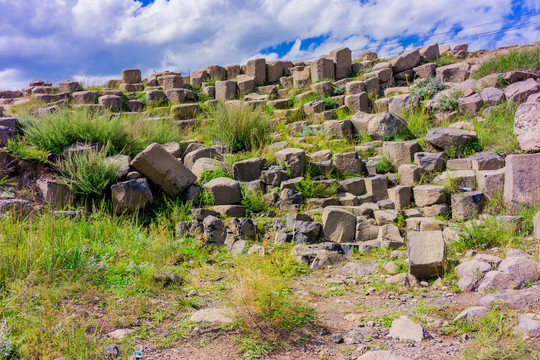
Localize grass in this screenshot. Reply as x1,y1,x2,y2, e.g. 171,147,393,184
204,102,271,152
296,178,339,199
56,144,119,198
430,52,460,67
472,46,540,79
241,186,268,216
474,101,519,154
400,107,433,138
20,107,183,156
375,156,393,174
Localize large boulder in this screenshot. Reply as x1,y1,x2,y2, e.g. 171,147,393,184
131,143,197,196
367,112,408,140
408,231,446,279
322,207,356,243
425,127,477,149
436,62,469,83
504,78,540,103
36,179,74,209
390,49,420,73
275,148,306,178
111,178,153,214
504,153,540,207
514,102,540,152
330,47,352,80
382,141,418,169
413,185,446,207
451,191,485,220
203,177,242,205
232,158,266,182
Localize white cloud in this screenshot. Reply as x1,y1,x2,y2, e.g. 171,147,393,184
0,0,538,89
0,69,29,91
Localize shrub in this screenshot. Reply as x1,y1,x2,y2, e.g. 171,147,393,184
20,107,183,156
437,91,460,112
296,178,339,199
241,186,268,216
375,156,393,174
472,46,540,79
204,103,271,152
411,77,445,99
56,144,119,198
323,97,339,109
332,85,346,96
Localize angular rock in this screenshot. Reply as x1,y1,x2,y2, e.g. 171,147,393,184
390,49,420,73
37,179,73,209
111,178,153,214
131,143,197,196
408,231,446,279
504,153,540,207
382,141,418,168
203,177,242,205
333,152,363,174
311,57,335,82
504,78,540,103
322,207,356,243
425,127,477,149
413,185,446,207
451,191,485,220
367,112,408,140
275,148,306,178
436,62,469,83
365,175,388,201
389,316,432,342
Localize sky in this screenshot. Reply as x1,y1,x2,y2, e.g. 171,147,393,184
0,0,539,90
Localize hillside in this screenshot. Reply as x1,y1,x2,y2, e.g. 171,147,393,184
0,42,539,360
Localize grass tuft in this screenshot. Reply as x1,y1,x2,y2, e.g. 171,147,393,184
473,46,540,79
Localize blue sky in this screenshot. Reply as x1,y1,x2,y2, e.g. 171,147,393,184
0,0,539,90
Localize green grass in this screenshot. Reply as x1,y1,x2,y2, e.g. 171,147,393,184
241,186,268,216
204,103,271,152
296,178,339,199
400,108,433,138
472,46,540,79
474,101,519,153
430,52,460,67
56,144,119,198
375,156,393,174
20,107,183,156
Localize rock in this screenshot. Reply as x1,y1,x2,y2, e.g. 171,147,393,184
131,143,196,196
504,153,540,207
311,57,335,82
246,59,266,86
451,191,485,220
0,199,35,218
184,147,221,170
98,95,122,111
365,175,388,201
356,217,380,241
231,218,256,239
294,220,322,241
36,179,73,209
413,185,446,207
275,148,306,178
398,164,422,186
339,177,365,196
154,272,181,285
504,78,540,103
343,327,379,344
477,271,518,291
311,81,333,97
388,94,419,115
346,80,366,94
515,316,540,337
104,154,131,178
171,104,198,120
458,93,483,113
367,112,408,140
414,63,437,79
377,224,405,248
122,68,141,84
345,92,368,113
107,328,134,340
203,177,241,205
322,207,356,243
420,43,439,61
425,127,477,149
340,260,377,276
382,141,418,168
408,231,446,279
480,285,540,308
100,344,121,358
514,102,540,152
333,152,363,174
452,44,468,58
111,178,153,214
389,316,432,342
385,273,419,288
456,259,492,291
304,100,325,115
471,154,504,171
502,70,539,84
330,47,352,80
497,256,540,289
310,250,346,270
202,216,226,244
279,188,302,206
414,152,444,172
436,62,469,83
480,87,505,105
358,351,411,360
261,165,289,186
215,80,237,100
232,158,266,182
0,126,13,146
390,49,420,73
453,306,490,322
190,308,234,323
387,186,412,210
214,205,246,218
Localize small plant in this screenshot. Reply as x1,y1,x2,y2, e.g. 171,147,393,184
411,77,445,99
357,131,373,143
375,156,393,174
241,186,268,216
430,52,460,67
332,85,346,96
323,97,339,110
197,169,231,186
473,46,540,79
437,91,460,112
296,178,339,199
205,76,221,87
204,103,270,152
444,139,482,159
56,144,119,198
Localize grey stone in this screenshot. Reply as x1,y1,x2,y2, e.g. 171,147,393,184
436,62,469,83
203,177,242,205
426,127,477,149
232,158,265,182
367,112,408,140
504,153,540,207
322,207,356,243
408,230,446,279
311,57,335,82
37,179,74,209
389,315,432,342
451,191,485,220
343,327,378,345
111,178,153,214
504,78,540,103
365,175,388,201
382,141,418,168
390,49,420,73
275,148,306,178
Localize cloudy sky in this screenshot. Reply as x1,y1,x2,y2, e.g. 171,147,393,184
1,0,539,90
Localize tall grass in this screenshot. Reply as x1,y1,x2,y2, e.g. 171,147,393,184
204,103,271,152
20,107,183,156
56,144,119,198
473,46,540,79
474,101,518,153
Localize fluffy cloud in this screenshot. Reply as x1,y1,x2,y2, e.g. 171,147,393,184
0,0,538,89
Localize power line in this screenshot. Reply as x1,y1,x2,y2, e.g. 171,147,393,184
291,10,540,62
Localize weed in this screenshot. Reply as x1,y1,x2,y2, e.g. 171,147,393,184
56,144,119,198
4,136,49,161
323,97,339,110
241,185,268,216
204,103,271,152
357,131,373,144
400,107,433,138
375,156,393,174
332,85,346,96
437,91,460,112
410,77,446,99
205,76,222,87
473,46,540,79
430,52,460,67
444,139,482,159
296,178,339,199
197,169,231,186
474,101,518,154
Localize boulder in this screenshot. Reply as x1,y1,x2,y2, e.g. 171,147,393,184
246,59,266,85
425,127,477,149
413,185,446,207
122,69,141,84
37,179,74,209
504,78,540,103
436,62,469,83
419,43,439,61
365,175,388,201
382,141,418,168
367,112,408,140
389,316,432,342
480,87,505,105
398,164,422,187
111,178,153,214
390,49,420,73
504,153,540,207
322,207,356,243
514,102,540,152
202,216,227,244
329,47,352,80
215,80,237,100
275,148,306,178
333,152,363,174
203,177,242,205
456,259,492,291
451,191,485,220
232,158,266,182
408,230,446,279
131,143,197,196
311,57,335,82
385,273,419,288
345,92,368,113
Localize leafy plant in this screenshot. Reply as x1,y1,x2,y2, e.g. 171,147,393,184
241,186,268,216
56,144,119,198
323,97,339,110
204,103,270,152
411,77,445,99
437,91,460,112
332,85,346,96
